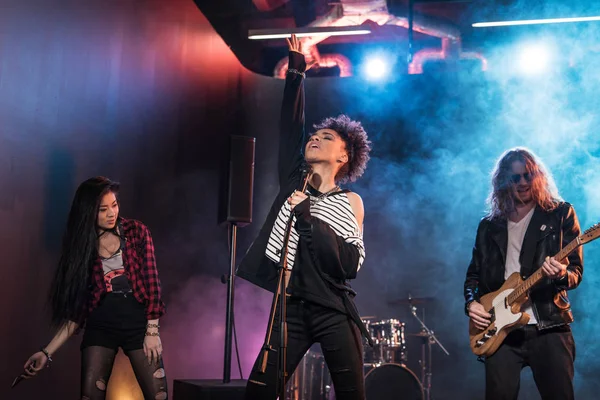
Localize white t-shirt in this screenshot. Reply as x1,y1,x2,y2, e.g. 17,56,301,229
505,207,537,324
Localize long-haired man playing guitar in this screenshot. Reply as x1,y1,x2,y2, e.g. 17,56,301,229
464,148,582,400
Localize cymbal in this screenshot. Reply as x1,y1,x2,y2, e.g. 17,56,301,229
388,297,435,305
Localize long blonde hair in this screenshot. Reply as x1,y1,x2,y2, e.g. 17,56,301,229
487,148,562,219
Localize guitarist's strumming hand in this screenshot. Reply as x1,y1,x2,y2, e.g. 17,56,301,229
468,301,492,331
541,256,568,279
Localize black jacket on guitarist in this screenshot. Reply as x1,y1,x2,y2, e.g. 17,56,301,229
464,202,583,330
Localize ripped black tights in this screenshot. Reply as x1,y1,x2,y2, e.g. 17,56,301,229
80,346,168,400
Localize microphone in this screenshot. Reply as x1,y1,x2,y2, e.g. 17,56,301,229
11,374,25,388
299,163,313,194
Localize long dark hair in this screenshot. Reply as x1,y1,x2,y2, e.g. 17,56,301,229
49,176,120,328
487,148,561,219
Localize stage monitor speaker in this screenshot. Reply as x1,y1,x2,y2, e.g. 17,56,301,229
218,135,255,227
173,379,246,400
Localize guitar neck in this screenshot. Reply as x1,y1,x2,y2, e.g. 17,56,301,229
507,236,580,304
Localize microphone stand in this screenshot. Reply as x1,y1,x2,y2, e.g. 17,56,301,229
408,294,449,400
258,167,312,400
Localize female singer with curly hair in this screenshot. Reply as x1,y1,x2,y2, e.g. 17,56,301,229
238,35,372,400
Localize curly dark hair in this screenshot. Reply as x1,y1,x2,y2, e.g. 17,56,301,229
312,114,371,183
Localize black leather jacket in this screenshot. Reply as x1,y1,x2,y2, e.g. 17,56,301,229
464,202,583,330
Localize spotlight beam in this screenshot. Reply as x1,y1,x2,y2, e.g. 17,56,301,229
473,16,600,28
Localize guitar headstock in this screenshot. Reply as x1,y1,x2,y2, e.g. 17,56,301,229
580,223,600,244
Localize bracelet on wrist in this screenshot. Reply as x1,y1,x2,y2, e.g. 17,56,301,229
147,323,160,329
287,68,305,78
145,331,160,337
40,347,53,367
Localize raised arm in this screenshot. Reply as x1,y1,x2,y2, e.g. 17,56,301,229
278,35,308,187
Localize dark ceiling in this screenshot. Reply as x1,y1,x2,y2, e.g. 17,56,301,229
193,0,600,77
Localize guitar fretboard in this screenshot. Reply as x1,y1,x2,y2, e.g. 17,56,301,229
507,237,580,305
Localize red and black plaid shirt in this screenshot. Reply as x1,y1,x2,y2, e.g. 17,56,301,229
87,218,165,321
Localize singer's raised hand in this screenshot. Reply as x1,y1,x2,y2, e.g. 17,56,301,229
285,34,317,71
286,34,303,54
287,190,308,210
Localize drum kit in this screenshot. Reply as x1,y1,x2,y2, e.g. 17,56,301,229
286,295,449,400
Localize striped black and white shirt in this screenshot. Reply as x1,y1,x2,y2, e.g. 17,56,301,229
265,190,365,271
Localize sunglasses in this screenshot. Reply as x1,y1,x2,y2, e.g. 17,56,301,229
510,173,532,184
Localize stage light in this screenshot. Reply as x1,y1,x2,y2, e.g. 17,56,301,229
248,26,371,40
473,16,600,28
517,43,554,75
363,57,389,80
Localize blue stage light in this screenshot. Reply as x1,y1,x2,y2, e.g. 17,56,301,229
517,42,554,75
363,57,389,80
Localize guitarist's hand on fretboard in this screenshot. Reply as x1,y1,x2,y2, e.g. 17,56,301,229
468,301,492,330
541,256,568,280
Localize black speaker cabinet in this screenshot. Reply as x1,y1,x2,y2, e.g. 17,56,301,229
173,379,246,400
218,135,255,227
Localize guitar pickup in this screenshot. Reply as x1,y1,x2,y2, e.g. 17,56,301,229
475,327,498,348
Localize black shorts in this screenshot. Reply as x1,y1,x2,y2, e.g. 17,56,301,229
81,292,147,352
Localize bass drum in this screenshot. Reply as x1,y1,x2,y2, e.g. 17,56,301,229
365,364,424,400
287,350,333,400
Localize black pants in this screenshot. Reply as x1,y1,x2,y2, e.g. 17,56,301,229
245,297,365,400
485,325,576,400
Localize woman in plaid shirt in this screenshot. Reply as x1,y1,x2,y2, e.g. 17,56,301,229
22,176,168,399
